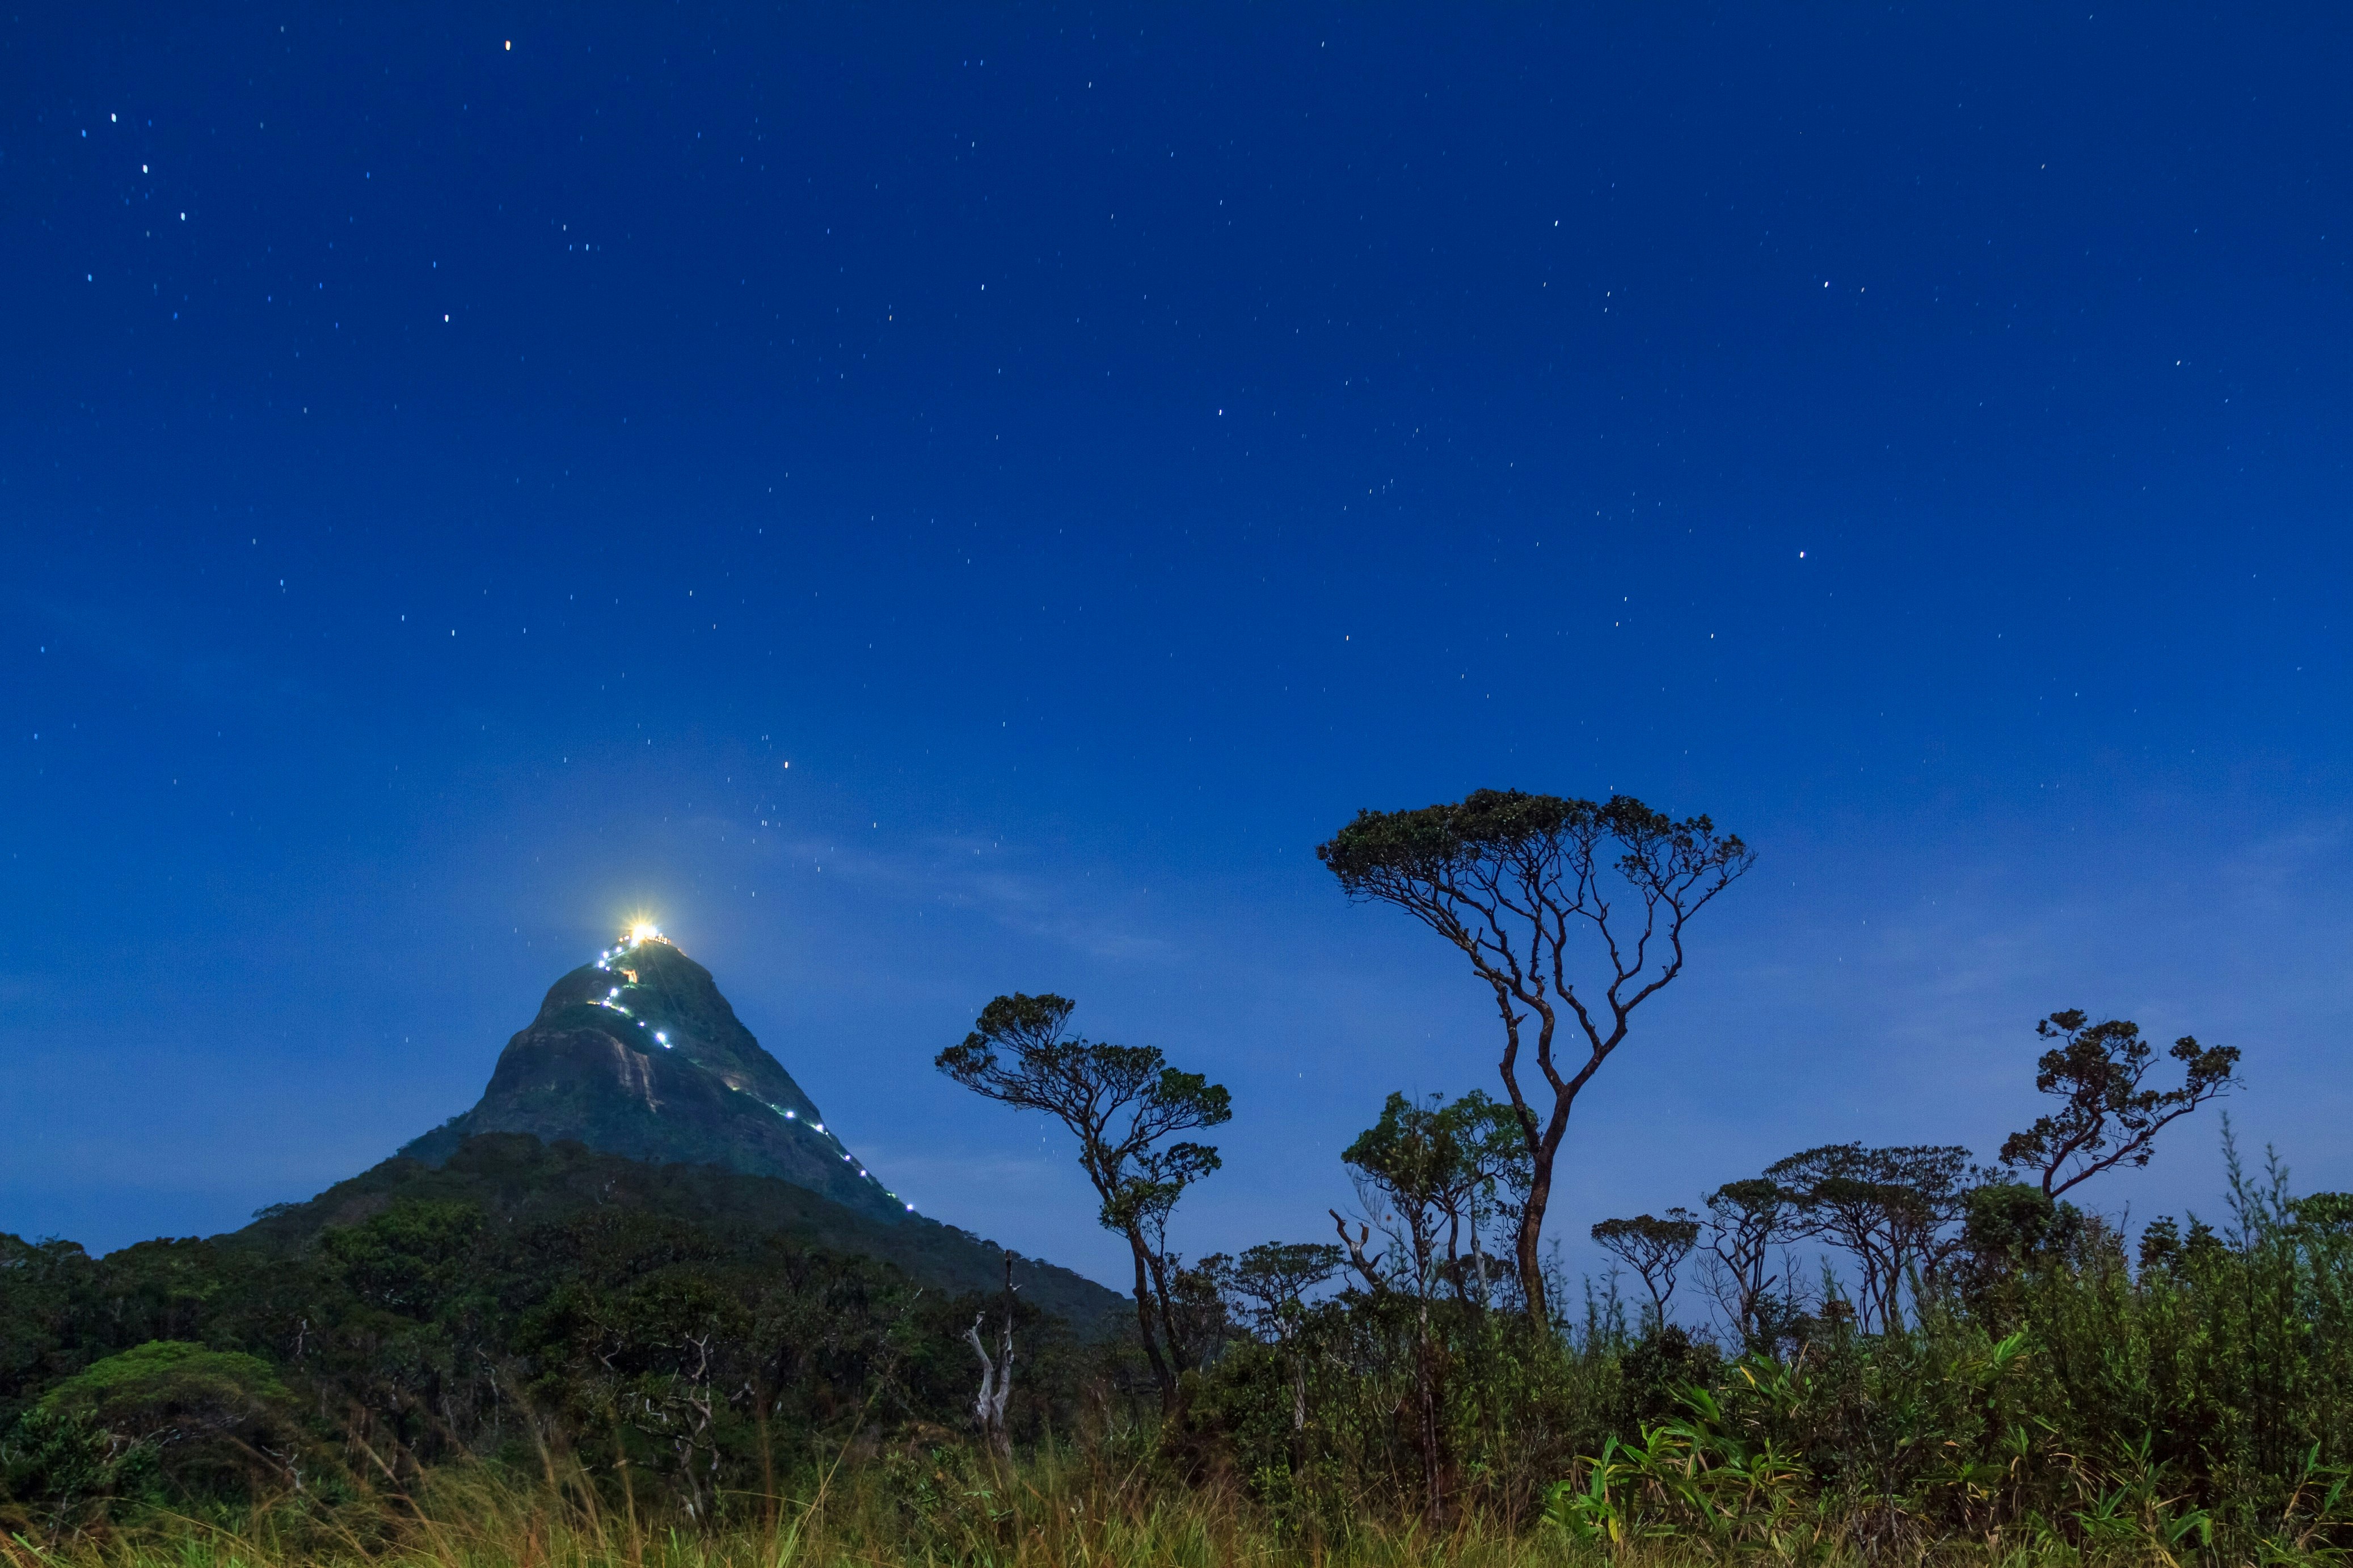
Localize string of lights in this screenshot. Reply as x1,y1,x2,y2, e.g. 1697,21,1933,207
586,924,916,1213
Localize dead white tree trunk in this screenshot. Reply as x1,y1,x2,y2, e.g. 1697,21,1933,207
965,1250,1018,1461
1329,1209,1386,1295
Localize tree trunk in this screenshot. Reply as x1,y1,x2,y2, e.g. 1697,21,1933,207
1145,1246,1190,1374
1515,1146,1555,1325
1331,1210,1384,1293
1415,1288,1444,1525
963,1313,1013,1463
1124,1229,1176,1409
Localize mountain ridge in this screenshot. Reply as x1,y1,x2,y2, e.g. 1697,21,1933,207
238,1132,1127,1328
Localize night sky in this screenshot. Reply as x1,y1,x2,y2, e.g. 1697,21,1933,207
7,4,2348,1287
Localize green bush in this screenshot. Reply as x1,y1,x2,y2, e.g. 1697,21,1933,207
10,1341,306,1514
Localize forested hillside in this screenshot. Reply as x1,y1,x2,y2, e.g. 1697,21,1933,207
1,1134,1120,1532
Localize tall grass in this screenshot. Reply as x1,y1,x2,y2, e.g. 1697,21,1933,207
5,1429,2339,1568
0,1450,1584,1568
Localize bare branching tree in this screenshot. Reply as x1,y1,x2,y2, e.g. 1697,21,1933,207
2001,1009,2242,1199
936,992,1230,1411
1318,789,1755,1321
963,1250,1017,1463
1329,1210,1385,1294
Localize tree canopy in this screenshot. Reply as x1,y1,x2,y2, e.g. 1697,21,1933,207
937,993,1230,1408
2000,1009,2241,1198
1317,788,1753,1320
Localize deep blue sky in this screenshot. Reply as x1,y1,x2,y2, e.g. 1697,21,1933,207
6,3,2348,1290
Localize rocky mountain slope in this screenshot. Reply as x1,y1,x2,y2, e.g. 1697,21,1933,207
401,931,908,1222
383,928,1128,1327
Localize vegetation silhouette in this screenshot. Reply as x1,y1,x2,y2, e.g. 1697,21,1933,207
1318,788,1754,1320
8,810,2347,1564
936,992,1232,1412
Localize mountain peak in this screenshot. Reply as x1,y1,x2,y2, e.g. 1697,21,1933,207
402,931,909,1220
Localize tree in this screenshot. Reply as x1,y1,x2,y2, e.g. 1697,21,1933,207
935,992,1231,1410
1957,1180,2082,1288
1766,1143,1981,1333
1222,1242,1344,1439
1339,1091,1505,1524
1317,790,1754,1321
2000,1009,2241,1199
1339,1093,1525,1300
1331,1089,1526,1308
1700,1178,1796,1347
2291,1192,2353,1235
963,1250,1018,1464
1159,1255,1234,1373
1225,1242,1345,1335
30,1341,308,1502
1590,1210,1700,1328
1437,1092,1531,1307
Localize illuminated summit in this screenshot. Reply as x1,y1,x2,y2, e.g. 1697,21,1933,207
400,925,912,1221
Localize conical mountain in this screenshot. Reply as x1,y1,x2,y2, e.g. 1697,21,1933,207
402,929,908,1222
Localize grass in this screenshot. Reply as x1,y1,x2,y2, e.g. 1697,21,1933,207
1,1454,1558,1568
0,1445,2254,1568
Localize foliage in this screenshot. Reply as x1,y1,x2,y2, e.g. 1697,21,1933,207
1591,1212,1701,1327
7,1139,2351,1563
1334,1091,1534,1521
0,1141,1107,1533
2001,1008,2242,1198
1764,1143,1984,1333
30,1342,306,1503
1340,1091,1525,1307
0,1449,1623,1568
243,1132,1125,1326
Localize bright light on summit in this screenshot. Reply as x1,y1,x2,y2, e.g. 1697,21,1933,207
627,922,660,944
